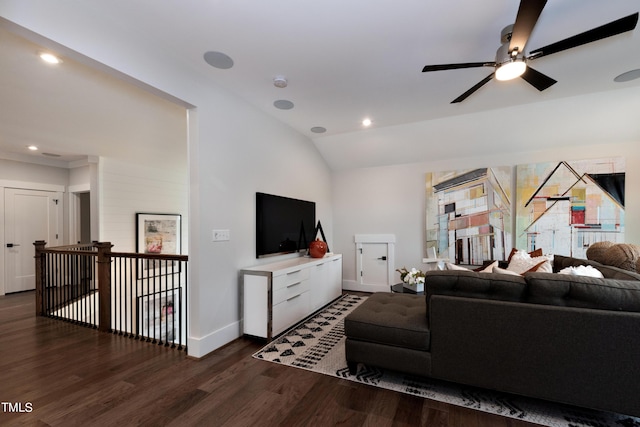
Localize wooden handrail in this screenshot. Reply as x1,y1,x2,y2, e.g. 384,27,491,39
111,252,188,261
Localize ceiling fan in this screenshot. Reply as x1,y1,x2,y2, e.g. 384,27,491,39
422,0,639,103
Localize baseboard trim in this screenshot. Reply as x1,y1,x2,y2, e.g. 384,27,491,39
342,280,389,294
188,320,241,358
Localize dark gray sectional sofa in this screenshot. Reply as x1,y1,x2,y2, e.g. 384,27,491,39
344,255,640,417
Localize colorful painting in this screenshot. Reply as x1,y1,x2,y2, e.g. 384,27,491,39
137,213,181,255
515,157,625,258
426,167,512,265
138,288,181,343
136,213,182,278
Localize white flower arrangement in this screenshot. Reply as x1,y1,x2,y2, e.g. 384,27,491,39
396,267,425,285
396,266,426,292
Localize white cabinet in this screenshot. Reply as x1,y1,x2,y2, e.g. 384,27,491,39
242,254,342,340
308,257,343,312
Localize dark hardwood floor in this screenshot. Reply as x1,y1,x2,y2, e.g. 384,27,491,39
0,291,539,427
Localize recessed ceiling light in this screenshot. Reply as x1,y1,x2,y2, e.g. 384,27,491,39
27,145,38,151
614,69,640,83
273,76,288,88
362,118,372,127
310,127,326,134
273,100,294,110
203,51,234,69
39,52,61,64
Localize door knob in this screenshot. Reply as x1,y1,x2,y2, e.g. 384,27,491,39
377,256,387,261
6,243,20,248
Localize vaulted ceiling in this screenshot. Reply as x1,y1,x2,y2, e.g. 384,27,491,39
1,0,639,169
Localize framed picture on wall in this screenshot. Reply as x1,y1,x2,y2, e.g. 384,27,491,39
136,213,181,278
137,287,181,343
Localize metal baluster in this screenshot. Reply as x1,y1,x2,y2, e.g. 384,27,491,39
62,253,68,320
79,254,84,325
121,256,126,335
172,259,177,348
45,254,50,316
153,261,158,344
93,251,97,329
115,256,120,334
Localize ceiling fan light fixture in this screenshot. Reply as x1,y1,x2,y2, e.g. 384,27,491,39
495,60,526,81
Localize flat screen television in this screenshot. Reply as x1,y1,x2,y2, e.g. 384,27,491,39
256,192,316,258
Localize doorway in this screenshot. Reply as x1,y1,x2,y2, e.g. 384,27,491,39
354,234,396,293
69,190,92,244
3,187,63,293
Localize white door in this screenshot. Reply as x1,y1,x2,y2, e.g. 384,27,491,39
4,188,62,293
359,243,390,286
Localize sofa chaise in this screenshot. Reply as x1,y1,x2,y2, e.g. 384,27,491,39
344,254,640,417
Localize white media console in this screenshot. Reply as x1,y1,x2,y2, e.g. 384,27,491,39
242,254,343,340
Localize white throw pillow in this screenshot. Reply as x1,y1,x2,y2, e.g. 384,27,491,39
534,260,553,273
445,261,501,273
493,266,522,276
558,265,604,278
478,260,498,273
445,262,469,271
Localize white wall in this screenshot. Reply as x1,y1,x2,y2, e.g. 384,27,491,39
69,164,90,188
99,157,189,252
333,141,640,288
0,159,69,185
97,91,188,253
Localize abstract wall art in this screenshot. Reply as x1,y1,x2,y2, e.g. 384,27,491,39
425,167,512,265
515,157,625,258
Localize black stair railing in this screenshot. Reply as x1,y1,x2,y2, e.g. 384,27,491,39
34,241,188,350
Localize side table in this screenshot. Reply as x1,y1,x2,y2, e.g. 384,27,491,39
390,283,424,295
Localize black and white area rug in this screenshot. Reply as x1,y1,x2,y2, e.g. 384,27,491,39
253,294,640,427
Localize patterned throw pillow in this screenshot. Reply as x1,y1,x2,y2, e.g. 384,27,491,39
507,250,552,275
507,247,543,262
494,260,552,276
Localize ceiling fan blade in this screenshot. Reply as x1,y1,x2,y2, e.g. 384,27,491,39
520,66,557,91
451,73,495,103
528,12,639,59
422,62,494,72
509,0,547,54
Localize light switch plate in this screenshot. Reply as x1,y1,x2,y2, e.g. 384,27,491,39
213,229,230,241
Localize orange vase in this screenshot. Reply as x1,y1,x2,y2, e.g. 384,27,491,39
309,239,328,258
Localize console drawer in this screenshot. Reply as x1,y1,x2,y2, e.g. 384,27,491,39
273,268,310,291
273,279,309,306
273,291,309,336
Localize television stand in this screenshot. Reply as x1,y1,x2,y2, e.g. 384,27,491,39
241,254,342,340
